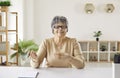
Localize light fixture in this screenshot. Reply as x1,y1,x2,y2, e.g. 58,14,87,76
105,4,115,13
85,3,95,14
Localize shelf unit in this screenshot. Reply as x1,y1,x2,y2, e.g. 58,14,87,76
0,8,18,65
79,40,120,62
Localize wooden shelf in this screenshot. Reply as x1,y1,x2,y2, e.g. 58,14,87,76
79,40,120,62
0,51,6,55
0,9,18,66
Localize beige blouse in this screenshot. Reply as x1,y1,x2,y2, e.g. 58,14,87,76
30,37,85,69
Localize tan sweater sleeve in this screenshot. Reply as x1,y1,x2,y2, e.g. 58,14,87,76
30,40,47,68
68,39,85,69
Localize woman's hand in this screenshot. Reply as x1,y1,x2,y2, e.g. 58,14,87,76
54,52,72,61
29,51,38,61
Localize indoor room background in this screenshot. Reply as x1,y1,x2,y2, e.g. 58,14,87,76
24,0,120,44
8,0,120,43
1,0,120,66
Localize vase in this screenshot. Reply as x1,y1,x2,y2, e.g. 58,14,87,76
0,6,9,12
18,55,30,66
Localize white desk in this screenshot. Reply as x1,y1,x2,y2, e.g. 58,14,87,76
113,63,120,78
0,65,112,78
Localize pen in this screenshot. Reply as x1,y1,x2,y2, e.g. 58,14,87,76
35,72,39,78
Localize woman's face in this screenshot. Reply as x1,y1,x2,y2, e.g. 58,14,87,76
53,22,67,38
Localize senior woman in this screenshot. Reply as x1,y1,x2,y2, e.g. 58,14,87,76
30,16,85,69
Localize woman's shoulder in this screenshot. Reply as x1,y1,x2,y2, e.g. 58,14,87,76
66,37,77,42
42,37,78,43
42,37,54,43
66,37,79,45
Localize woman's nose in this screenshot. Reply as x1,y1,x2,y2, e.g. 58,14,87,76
58,27,62,29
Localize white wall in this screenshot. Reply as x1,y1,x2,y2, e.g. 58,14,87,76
23,0,34,40
24,0,120,43
7,0,23,44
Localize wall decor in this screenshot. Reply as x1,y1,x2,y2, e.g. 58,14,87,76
105,4,115,13
85,3,95,14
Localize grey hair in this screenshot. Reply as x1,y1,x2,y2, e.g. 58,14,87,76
51,16,68,33
51,16,68,28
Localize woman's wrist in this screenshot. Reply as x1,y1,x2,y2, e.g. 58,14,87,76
31,57,39,63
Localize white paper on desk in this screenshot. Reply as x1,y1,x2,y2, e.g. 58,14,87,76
18,71,39,78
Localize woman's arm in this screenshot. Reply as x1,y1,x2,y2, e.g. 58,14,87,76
54,38,85,69
68,39,85,69
30,40,47,68
68,54,85,69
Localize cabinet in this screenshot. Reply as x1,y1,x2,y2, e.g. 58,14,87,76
0,9,18,65
79,41,120,62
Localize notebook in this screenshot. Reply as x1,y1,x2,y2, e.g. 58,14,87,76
18,71,39,78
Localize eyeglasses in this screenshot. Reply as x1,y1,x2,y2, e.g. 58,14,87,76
54,25,67,29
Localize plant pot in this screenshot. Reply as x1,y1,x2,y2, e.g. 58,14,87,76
0,6,9,12
96,38,99,41
101,48,106,51
18,55,30,66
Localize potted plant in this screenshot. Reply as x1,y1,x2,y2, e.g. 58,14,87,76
0,0,11,12
93,30,102,41
10,40,39,65
100,45,107,51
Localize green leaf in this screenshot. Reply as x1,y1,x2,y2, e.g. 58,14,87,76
10,52,17,59
93,31,102,37
0,1,11,6
10,40,39,59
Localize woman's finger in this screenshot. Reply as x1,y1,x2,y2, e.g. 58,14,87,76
30,51,37,59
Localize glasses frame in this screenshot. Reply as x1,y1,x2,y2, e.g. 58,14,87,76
53,25,67,29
